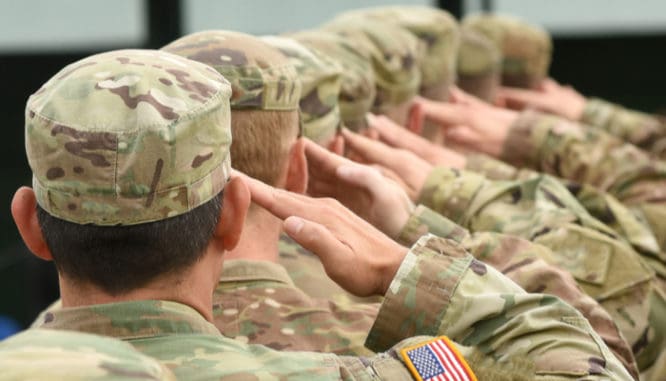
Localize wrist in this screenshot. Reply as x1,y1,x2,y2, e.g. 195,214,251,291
376,244,409,295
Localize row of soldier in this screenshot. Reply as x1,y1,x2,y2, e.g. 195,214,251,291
1,5,665,380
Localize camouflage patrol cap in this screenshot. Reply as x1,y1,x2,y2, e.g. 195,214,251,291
335,6,459,90
462,13,552,89
162,31,301,111
456,27,502,102
289,30,376,131
323,16,423,113
25,49,232,226
0,329,176,380
261,35,343,144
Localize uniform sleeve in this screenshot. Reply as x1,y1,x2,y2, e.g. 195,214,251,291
499,109,666,206
581,97,665,152
344,234,634,380
464,153,537,181
396,206,639,377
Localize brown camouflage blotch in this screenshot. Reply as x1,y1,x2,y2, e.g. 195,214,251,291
191,152,213,169
46,167,65,180
167,69,218,99
52,124,116,167
299,88,333,116
190,47,248,67
103,85,179,120
144,159,164,208
588,356,606,375
469,259,488,276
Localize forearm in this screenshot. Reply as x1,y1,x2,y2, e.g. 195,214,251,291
581,97,664,150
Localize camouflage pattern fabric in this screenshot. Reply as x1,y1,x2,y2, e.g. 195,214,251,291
261,36,343,144
456,27,502,103
462,13,552,89
417,165,663,370
501,110,666,265
33,235,634,380
214,259,378,356
398,205,639,379
0,329,176,380
465,152,663,260
334,6,459,91
582,97,666,157
162,30,301,111
323,17,422,113
289,30,376,131
25,49,232,225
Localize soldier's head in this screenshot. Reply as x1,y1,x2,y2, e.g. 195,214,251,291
12,50,248,297
462,13,552,89
323,16,423,127
289,30,376,133
456,27,502,103
335,6,459,103
162,31,304,196
261,35,343,150
0,329,177,380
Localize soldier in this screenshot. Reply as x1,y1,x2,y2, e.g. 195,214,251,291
465,12,666,159
15,48,633,379
462,13,552,90
0,329,176,380
305,10,658,370
322,15,423,127
456,27,502,104
162,27,640,377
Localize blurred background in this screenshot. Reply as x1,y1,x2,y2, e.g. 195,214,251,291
1,0,665,333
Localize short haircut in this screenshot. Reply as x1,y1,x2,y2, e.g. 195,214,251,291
230,109,299,186
36,192,223,295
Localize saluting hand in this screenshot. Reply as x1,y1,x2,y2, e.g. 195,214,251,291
237,171,408,297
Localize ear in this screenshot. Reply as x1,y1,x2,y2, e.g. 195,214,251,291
285,138,308,194
407,102,424,135
327,134,345,156
11,187,53,261
215,177,250,251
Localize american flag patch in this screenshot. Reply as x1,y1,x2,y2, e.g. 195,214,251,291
400,336,477,381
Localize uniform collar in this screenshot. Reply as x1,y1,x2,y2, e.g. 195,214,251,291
34,300,220,339
219,259,294,286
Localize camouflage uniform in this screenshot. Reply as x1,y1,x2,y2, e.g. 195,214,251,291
581,98,666,159
456,27,502,103
498,111,666,268
417,163,665,376
34,234,632,380
466,13,666,160
465,152,663,264
22,43,635,381
462,13,552,89
0,329,176,380
216,209,639,377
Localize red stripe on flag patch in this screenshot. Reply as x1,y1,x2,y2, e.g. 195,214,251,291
400,336,477,381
